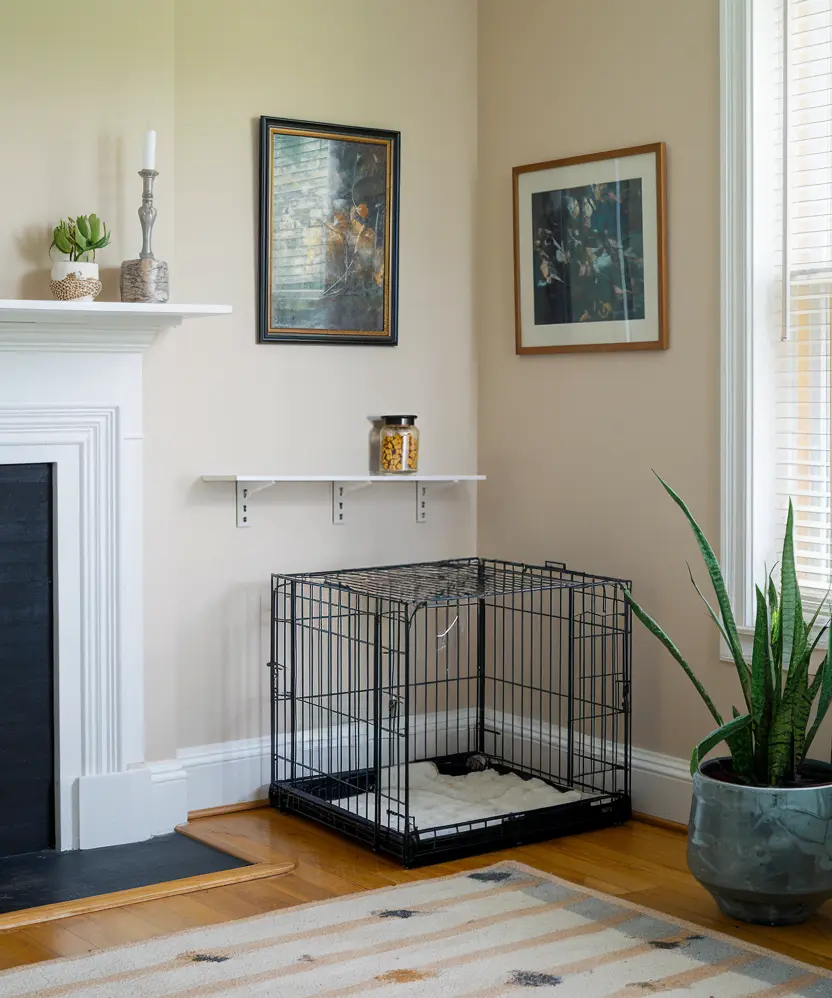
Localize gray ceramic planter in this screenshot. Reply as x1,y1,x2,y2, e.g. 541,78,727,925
687,758,832,925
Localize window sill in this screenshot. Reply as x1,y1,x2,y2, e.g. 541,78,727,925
719,627,827,673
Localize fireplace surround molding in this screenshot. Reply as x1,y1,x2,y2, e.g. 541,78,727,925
0,300,230,849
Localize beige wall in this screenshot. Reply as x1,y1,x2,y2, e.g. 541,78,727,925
0,1,175,299
0,0,739,771
476,0,737,761
0,0,478,760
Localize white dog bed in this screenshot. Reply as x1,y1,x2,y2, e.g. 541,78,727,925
331,761,586,837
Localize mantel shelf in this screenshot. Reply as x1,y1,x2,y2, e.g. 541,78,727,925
201,474,485,527
0,300,232,351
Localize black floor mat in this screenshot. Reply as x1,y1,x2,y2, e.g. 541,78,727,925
0,833,249,914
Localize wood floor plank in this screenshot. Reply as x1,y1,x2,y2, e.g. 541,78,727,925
11,921,94,960
126,893,234,934
2,809,832,975
0,933,57,971
46,907,174,950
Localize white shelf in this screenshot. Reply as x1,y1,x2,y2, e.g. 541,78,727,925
0,300,232,352
202,474,485,483
201,474,485,527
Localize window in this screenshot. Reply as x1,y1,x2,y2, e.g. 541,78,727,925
722,0,832,631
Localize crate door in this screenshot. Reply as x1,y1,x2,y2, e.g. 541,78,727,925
566,584,630,799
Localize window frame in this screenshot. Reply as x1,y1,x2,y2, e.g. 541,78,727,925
720,0,755,647
720,0,830,661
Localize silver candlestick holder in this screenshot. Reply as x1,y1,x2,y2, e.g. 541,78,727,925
120,168,170,303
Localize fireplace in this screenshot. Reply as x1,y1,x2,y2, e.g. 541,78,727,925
0,300,230,850
0,464,54,857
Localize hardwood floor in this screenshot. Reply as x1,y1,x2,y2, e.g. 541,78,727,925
1,808,831,974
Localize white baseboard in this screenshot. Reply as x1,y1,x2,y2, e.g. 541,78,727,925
630,745,692,824
77,768,154,850
156,721,693,829
177,735,271,814
73,730,691,849
148,759,189,834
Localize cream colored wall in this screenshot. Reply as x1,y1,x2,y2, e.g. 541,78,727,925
1,0,731,771
0,0,478,760
0,0,175,299
155,0,478,757
476,0,737,761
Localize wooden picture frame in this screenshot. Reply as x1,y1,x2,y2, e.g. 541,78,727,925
513,142,667,355
258,116,400,346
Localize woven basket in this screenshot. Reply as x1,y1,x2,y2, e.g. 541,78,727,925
50,274,103,302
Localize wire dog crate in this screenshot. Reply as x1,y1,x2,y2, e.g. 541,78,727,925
270,557,631,866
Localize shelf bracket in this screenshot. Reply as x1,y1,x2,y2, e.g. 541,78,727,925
235,480,276,527
331,480,372,525
415,480,460,523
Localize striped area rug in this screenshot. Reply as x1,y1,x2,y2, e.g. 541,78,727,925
1,861,830,997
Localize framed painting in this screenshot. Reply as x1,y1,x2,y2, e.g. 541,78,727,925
258,116,400,345
513,142,667,355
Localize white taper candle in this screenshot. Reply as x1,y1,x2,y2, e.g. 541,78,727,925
142,129,157,171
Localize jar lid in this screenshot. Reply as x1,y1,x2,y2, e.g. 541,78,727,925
382,414,417,426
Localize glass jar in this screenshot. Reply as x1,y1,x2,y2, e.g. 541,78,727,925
378,415,419,474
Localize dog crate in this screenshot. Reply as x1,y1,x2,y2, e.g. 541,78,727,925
269,557,631,866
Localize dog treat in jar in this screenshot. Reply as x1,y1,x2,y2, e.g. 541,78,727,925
378,415,419,474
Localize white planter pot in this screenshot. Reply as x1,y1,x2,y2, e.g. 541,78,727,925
50,261,102,302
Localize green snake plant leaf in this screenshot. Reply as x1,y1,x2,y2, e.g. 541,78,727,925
768,683,797,784
687,563,734,652
751,586,774,777
691,713,753,777
75,215,90,240
751,585,771,728
88,213,100,243
623,590,723,726
655,473,752,711
770,611,783,710
770,583,811,785
803,619,832,758
782,586,809,706
726,706,756,782
780,500,800,672
805,587,831,637
792,660,814,767
805,621,829,668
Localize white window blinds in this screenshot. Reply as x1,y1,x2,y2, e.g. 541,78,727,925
775,0,832,600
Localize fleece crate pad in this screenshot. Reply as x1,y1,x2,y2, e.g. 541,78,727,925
331,761,588,836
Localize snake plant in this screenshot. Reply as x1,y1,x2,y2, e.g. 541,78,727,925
50,215,111,262
624,475,832,786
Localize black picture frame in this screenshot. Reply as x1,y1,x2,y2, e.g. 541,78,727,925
258,116,400,346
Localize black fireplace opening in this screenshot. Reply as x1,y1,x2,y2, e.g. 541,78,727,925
0,463,55,858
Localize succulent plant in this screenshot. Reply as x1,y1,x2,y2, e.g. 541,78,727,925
50,215,111,262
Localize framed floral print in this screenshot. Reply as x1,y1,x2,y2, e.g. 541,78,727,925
513,142,667,354
258,116,400,345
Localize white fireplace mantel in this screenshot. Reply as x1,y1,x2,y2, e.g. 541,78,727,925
0,300,231,351
0,299,231,850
